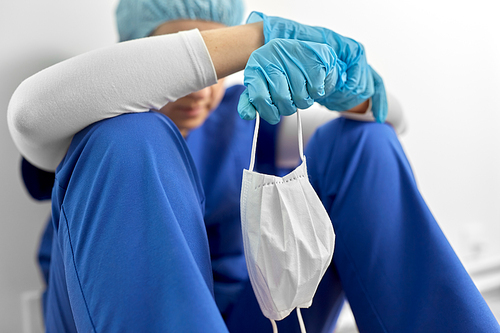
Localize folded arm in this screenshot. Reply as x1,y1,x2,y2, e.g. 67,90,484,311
8,23,264,171
8,19,374,172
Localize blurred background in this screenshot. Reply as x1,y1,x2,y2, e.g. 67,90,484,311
1,0,499,332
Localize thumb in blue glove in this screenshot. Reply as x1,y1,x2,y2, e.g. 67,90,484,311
247,11,388,123
238,39,346,125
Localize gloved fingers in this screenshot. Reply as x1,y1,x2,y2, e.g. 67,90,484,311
288,71,315,110
238,89,257,120
344,63,363,92
322,60,347,97
306,75,327,100
335,38,367,92
343,62,375,103
362,68,375,97
301,60,327,100
287,41,340,107
369,66,388,123
245,67,281,124
266,66,297,116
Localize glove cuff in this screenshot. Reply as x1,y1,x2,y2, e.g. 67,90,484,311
246,11,272,44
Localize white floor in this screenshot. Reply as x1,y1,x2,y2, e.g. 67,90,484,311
334,288,500,333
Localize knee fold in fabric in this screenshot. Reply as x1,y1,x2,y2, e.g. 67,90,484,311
46,112,229,332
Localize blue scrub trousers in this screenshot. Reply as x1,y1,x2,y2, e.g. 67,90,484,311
45,112,228,332
225,117,500,332
41,95,499,331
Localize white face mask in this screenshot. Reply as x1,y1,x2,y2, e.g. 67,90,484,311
240,110,336,332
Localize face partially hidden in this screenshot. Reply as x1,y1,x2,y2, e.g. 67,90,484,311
152,20,227,137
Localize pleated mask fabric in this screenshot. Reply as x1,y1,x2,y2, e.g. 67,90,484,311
240,110,335,328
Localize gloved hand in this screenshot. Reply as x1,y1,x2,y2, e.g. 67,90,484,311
238,39,347,125
247,11,388,123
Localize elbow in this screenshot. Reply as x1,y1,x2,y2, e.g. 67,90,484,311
7,78,43,142
7,77,65,172
8,98,30,139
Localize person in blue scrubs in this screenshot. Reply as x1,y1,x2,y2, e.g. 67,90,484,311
20,0,500,332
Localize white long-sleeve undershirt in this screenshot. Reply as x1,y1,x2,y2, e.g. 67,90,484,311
8,27,406,173
7,29,217,172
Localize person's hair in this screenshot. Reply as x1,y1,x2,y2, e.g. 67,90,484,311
116,0,245,42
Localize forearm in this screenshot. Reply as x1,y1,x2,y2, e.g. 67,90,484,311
201,22,264,79
345,99,370,114
340,93,407,135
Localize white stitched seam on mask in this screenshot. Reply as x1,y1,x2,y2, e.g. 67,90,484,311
255,174,306,189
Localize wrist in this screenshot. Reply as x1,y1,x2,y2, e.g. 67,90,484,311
201,22,264,79
345,99,370,114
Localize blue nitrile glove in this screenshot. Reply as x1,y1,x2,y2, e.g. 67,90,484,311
238,39,347,125
247,11,388,123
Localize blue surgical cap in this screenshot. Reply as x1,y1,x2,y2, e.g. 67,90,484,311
116,0,245,42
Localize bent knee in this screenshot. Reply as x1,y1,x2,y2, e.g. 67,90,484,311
307,118,408,177
350,120,399,152
68,111,187,168
89,112,181,145
313,118,399,153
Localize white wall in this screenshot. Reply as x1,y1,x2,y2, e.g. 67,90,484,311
1,0,499,331
0,1,118,331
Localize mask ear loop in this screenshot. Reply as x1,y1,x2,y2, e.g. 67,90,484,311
248,111,308,333
270,319,278,333
296,109,305,162
248,110,304,172
248,112,261,172
297,308,307,333
269,308,306,333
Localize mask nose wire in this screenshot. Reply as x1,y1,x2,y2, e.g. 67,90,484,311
248,110,305,172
